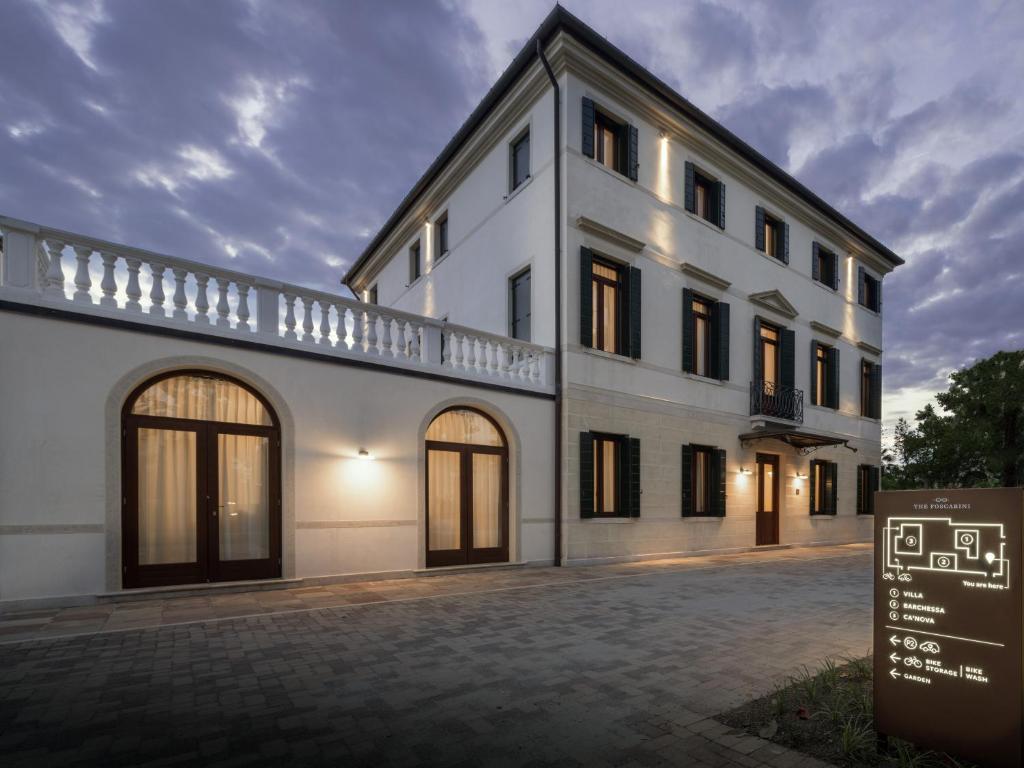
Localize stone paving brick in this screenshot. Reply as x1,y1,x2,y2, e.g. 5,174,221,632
0,546,872,766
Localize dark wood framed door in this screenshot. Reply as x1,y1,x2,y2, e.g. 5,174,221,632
756,453,780,546
425,440,509,568
122,371,281,589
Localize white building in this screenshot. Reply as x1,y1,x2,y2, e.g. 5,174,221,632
0,7,898,608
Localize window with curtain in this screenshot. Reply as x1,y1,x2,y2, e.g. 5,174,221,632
131,375,272,425
591,258,622,354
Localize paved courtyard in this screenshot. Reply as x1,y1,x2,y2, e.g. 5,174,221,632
0,544,873,767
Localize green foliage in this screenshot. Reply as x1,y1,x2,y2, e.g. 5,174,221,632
838,716,874,759
885,350,1024,489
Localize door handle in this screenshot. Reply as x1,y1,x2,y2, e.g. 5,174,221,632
211,509,218,518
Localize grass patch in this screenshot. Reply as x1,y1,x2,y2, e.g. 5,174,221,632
716,656,974,767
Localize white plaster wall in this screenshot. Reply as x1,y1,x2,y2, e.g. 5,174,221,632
0,312,555,602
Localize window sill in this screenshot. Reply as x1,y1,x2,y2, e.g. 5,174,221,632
857,513,875,517
504,175,533,204
682,371,726,386
857,303,881,316
430,252,450,272
406,275,424,290
581,516,635,523
810,514,838,518
684,209,725,233
583,156,635,186
682,516,726,522
758,251,789,268
812,279,839,294
581,346,638,365
807,403,840,413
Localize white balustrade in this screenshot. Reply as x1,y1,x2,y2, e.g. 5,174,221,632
0,216,554,392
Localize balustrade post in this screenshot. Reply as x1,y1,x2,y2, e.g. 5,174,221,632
282,293,297,340
171,268,188,320
365,310,379,354
318,300,333,345
334,304,350,348
99,252,118,308
215,278,231,328
125,258,142,311
72,245,93,304
380,313,393,356
236,284,251,331
301,296,315,342
452,331,464,369
149,263,166,317
350,307,365,351
255,279,280,337
43,240,66,299
408,322,422,361
395,319,408,358
0,219,40,290
194,273,210,323
464,335,477,370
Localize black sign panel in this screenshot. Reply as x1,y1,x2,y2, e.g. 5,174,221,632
874,488,1024,768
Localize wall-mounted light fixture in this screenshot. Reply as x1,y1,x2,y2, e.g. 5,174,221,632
795,472,808,479
738,467,753,475
358,448,373,460
658,129,669,141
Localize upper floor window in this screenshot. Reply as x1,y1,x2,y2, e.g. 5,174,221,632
409,240,421,284
810,459,838,515
756,206,789,264
813,243,839,290
682,289,730,381
435,212,449,261
580,247,641,360
685,162,725,229
581,97,638,181
811,342,839,409
580,431,640,518
861,359,882,419
367,284,378,304
759,322,779,386
858,266,881,312
510,129,530,192
509,268,531,341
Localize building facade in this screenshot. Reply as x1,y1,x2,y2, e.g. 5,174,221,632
344,7,900,565
0,8,898,607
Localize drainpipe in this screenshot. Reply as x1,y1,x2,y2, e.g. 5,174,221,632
537,40,563,567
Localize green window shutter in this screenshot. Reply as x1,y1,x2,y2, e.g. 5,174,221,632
857,266,866,306
717,181,726,229
827,346,840,409
622,437,641,517
869,466,880,514
579,432,594,518
682,288,694,373
684,162,695,213
809,459,818,514
811,242,820,282
581,97,595,158
871,364,883,419
755,206,766,251
781,221,790,264
857,465,864,514
809,341,819,405
828,462,839,515
628,265,642,359
627,124,639,182
680,444,693,517
780,328,795,389
831,252,840,291
713,301,730,381
714,448,727,517
752,316,763,383
580,248,593,347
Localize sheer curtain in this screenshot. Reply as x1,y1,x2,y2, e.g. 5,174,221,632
132,376,269,425
472,454,501,548
218,434,269,561
428,450,460,551
138,428,196,565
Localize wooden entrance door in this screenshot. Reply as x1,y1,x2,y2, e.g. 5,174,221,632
122,372,281,588
425,408,509,568
756,453,780,546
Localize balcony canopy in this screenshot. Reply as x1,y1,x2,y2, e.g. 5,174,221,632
739,425,857,456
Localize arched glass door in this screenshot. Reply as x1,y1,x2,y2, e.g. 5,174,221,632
123,372,281,588
425,408,509,567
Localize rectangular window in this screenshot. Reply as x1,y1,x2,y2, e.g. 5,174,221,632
692,446,712,515
591,258,621,354
862,271,880,311
760,323,779,386
858,464,879,515
510,130,530,192
435,212,449,261
593,435,621,516
811,460,837,515
509,268,531,341
763,212,782,259
692,297,712,377
861,359,881,418
409,240,421,284
815,344,827,406
694,171,717,224
593,111,625,175
367,284,378,304
814,243,836,289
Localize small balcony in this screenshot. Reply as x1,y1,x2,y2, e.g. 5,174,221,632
749,380,804,424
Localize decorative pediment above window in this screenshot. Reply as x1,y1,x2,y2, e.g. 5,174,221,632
575,217,646,253
748,289,798,320
809,320,842,339
681,262,731,291
857,340,883,356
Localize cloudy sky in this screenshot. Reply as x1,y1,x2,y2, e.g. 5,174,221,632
2,0,1022,437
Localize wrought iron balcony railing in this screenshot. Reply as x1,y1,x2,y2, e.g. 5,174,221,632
749,380,804,423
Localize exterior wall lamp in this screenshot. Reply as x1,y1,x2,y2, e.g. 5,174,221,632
358,448,373,460
738,467,753,475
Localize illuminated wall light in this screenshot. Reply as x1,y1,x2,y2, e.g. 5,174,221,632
738,467,753,475
357,448,373,460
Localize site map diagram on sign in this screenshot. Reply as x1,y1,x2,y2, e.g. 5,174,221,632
882,516,1009,588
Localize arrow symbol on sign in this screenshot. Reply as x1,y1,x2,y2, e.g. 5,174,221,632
889,653,902,664
889,635,901,647
890,668,901,680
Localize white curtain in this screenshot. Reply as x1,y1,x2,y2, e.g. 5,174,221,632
472,453,501,548
133,375,270,425
218,434,269,561
138,428,196,565
428,450,460,551
426,410,502,446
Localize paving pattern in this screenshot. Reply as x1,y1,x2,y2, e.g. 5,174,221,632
0,544,873,767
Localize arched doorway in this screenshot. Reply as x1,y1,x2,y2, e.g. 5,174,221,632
122,371,281,588
425,407,509,567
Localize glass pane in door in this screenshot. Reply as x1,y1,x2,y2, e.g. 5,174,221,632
138,428,197,565
472,453,502,549
760,462,776,513
428,449,461,551
217,433,270,561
